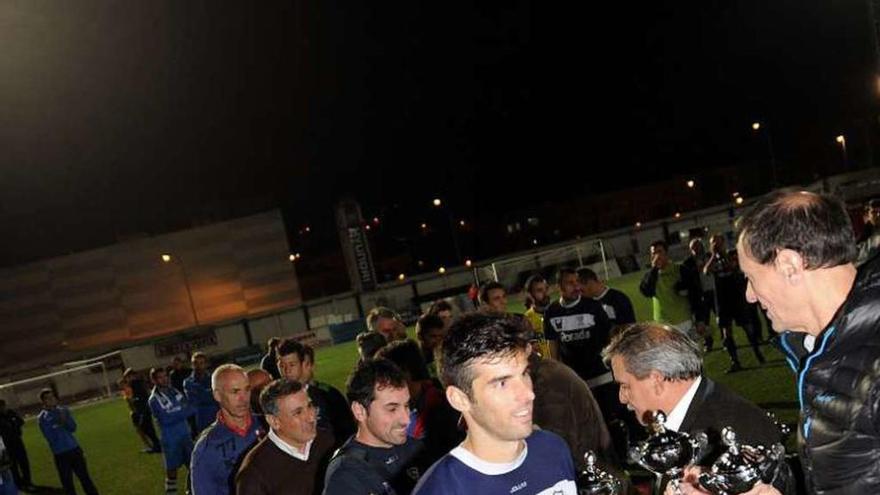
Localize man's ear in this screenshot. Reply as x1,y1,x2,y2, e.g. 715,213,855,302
351,401,368,423
265,414,280,431
445,385,472,414
648,370,666,397
775,249,805,285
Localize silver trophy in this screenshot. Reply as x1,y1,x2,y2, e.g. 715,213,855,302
629,411,708,495
697,427,786,495
577,450,622,495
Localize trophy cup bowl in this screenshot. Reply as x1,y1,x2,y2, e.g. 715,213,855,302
577,450,622,495
629,411,708,493
697,427,786,495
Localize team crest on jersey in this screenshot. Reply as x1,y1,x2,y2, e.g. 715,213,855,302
406,466,421,481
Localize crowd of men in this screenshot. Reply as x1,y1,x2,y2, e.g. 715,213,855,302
2,190,879,495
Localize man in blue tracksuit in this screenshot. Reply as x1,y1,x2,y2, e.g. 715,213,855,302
150,368,195,495
183,352,219,435
190,364,264,495
37,389,99,495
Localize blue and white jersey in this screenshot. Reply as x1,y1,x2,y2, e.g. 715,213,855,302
149,386,194,433
413,429,577,495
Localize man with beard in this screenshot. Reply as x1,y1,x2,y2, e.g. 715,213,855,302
522,273,552,358
323,359,425,494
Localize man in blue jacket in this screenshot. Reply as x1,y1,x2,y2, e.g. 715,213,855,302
190,364,264,495
183,353,219,435
150,367,195,495
37,389,99,495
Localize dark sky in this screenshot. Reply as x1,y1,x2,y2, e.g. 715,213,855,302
0,1,877,266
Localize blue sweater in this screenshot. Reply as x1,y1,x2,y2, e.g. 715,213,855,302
191,415,264,495
183,372,219,431
38,406,79,455
149,386,195,439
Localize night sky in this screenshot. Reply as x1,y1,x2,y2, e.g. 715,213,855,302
0,1,877,271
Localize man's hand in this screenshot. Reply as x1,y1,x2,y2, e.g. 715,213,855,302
664,466,710,495
739,482,782,495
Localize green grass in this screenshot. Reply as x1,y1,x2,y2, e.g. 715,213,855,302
20,270,797,494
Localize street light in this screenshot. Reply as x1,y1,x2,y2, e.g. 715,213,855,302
160,253,199,327
398,273,406,281
686,179,695,188
836,135,848,169
751,121,778,186
431,198,463,263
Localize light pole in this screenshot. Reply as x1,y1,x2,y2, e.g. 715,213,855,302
836,134,848,170
751,121,778,187
431,198,463,263
161,254,200,327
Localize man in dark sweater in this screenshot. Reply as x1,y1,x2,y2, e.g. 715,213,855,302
236,379,335,495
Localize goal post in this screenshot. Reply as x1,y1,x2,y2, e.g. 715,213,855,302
0,361,114,416
473,238,619,293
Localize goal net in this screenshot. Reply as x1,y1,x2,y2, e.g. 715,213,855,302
0,361,113,416
473,239,621,294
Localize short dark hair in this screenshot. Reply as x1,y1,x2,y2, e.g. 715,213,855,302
277,338,306,361
267,337,281,349
576,267,598,283
416,314,445,339
259,379,305,417
650,239,668,252
39,388,55,402
427,300,453,315
556,267,577,284
346,358,407,410
302,344,315,364
440,313,530,397
356,332,388,362
376,339,430,382
149,367,165,382
736,190,856,269
524,273,546,294
479,281,505,304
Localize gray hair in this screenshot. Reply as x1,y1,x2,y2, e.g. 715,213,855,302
259,379,305,417
601,323,703,380
211,364,247,391
366,306,400,332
